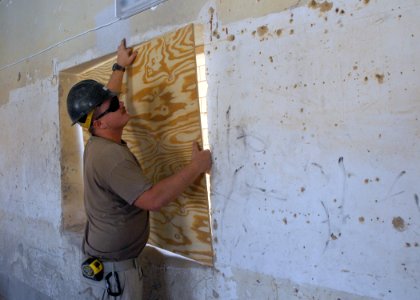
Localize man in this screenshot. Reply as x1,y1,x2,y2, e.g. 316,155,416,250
67,39,212,299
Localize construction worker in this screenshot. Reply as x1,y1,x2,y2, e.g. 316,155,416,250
67,39,212,299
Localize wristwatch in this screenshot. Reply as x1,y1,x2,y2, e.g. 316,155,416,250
112,63,126,72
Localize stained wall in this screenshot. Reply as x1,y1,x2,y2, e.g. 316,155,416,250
0,0,419,299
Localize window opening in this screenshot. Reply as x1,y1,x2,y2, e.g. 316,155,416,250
59,24,213,265
195,46,211,211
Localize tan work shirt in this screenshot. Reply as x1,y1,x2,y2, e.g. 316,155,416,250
82,136,152,261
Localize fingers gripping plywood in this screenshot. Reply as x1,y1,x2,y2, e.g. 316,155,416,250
79,24,213,265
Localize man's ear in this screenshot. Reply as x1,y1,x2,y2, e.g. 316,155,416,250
92,119,107,129
91,119,99,129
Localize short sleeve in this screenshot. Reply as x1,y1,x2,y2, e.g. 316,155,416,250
108,159,153,205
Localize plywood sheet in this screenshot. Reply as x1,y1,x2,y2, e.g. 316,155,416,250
78,24,213,265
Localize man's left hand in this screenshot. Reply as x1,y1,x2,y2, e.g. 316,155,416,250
117,38,138,67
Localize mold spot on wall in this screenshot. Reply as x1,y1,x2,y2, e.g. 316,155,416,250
17,72,21,82
375,73,384,84
363,0,370,4
283,217,288,224
335,8,345,15
257,25,269,37
392,217,406,232
276,29,283,36
227,34,235,41
308,0,334,13
359,216,365,223
213,219,218,230
213,30,221,39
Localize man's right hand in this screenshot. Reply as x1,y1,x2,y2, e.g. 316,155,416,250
134,141,212,211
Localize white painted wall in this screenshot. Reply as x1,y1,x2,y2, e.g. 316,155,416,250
0,0,419,299
207,1,420,299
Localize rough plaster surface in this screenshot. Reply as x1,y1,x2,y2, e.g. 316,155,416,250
0,80,61,225
0,0,419,299
140,246,375,300
206,0,420,299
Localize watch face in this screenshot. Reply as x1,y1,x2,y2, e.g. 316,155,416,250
113,63,125,71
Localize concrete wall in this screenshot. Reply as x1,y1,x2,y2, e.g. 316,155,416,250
0,0,419,299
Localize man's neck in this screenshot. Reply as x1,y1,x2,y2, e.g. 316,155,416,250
93,129,123,144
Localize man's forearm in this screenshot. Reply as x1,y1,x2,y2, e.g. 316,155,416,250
107,69,125,93
134,162,203,211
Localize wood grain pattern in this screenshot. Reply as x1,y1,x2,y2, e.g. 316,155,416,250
78,24,213,265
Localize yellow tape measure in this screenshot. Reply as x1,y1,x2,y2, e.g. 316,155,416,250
81,257,104,281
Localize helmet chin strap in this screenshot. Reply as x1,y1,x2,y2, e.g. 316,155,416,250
79,110,94,129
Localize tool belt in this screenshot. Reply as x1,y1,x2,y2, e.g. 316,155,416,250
81,257,138,297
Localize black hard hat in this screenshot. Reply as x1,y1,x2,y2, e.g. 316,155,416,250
67,79,117,126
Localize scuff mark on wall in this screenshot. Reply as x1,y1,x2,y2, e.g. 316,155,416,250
209,7,215,41
338,157,349,223
384,171,406,200
208,6,221,41
414,194,420,212
321,200,332,252
236,126,267,153
226,105,231,162
234,165,244,174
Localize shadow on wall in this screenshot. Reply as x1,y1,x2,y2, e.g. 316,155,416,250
140,245,210,299
0,272,52,300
